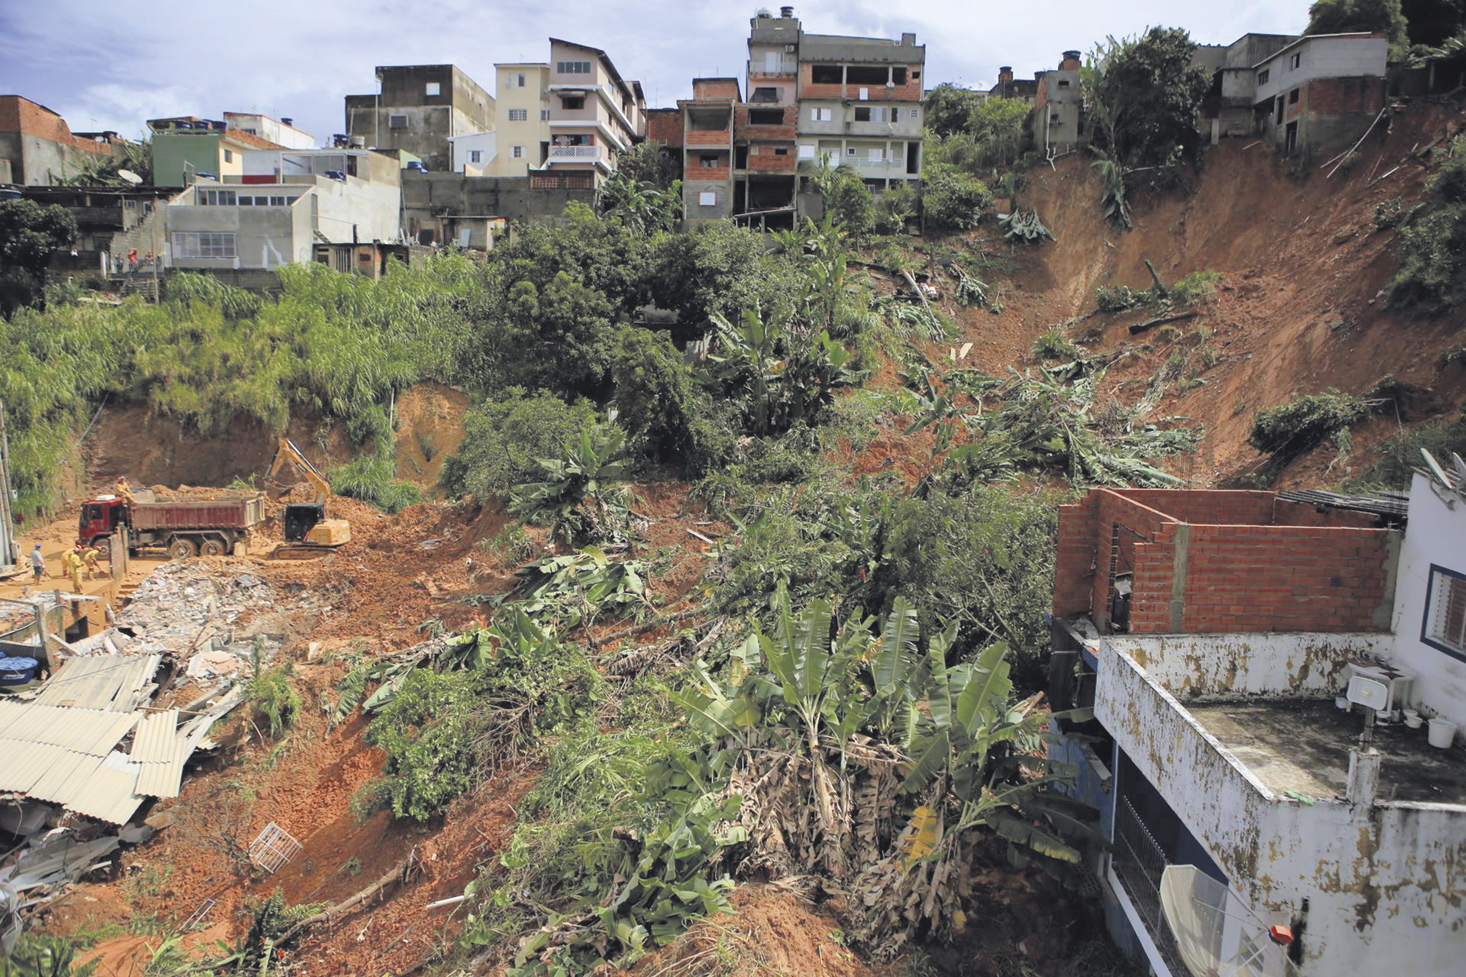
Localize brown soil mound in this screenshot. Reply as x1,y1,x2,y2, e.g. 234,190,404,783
76,382,469,501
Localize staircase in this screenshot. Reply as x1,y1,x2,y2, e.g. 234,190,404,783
116,276,160,301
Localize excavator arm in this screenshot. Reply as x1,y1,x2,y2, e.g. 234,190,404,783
266,438,331,507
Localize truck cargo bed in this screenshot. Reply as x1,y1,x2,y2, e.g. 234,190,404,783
129,495,265,532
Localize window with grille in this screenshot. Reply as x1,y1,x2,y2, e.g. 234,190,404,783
509,109,527,121
1424,566,1466,660
1258,69,1270,85
512,146,523,158
469,150,481,163
1288,88,1299,105
172,231,235,258
557,61,592,74
197,189,237,206
425,82,441,96
389,114,408,129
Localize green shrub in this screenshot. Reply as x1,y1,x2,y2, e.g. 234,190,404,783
329,451,422,513
1345,407,1466,491
1247,390,1374,460
365,669,484,820
1385,135,1466,313
1031,330,1085,361
1374,196,1404,229
1094,283,1159,313
609,327,701,463
811,164,875,237
245,658,301,738
1171,269,1223,305
921,163,993,230
873,180,919,234
438,389,600,502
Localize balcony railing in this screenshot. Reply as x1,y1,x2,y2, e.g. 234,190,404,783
1112,795,1189,975
548,145,601,159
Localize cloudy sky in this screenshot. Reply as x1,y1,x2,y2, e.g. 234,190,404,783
1,0,1310,145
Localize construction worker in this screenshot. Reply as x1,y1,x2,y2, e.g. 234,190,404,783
114,476,135,502
64,546,84,593
82,544,102,581
30,544,45,583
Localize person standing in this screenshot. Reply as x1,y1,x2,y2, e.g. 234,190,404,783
30,544,44,583
64,546,84,592
128,249,138,276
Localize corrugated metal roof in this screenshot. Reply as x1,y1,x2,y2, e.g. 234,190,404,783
0,701,143,824
32,654,162,711
132,709,186,799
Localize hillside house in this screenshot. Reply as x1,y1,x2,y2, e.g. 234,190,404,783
344,65,496,172
0,96,118,186
538,39,646,189
149,118,285,186
1046,482,1466,976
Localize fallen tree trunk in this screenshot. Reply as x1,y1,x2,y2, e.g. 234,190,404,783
278,851,418,945
1129,310,1199,335
1143,259,1168,296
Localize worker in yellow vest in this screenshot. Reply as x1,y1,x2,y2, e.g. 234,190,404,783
64,547,84,592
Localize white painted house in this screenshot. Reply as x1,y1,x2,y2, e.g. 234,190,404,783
1047,476,1466,977
449,131,498,175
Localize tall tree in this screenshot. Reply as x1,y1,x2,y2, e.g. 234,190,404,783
921,83,983,139
1083,27,1211,169
1401,0,1466,47
0,200,78,318
1306,0,1410,59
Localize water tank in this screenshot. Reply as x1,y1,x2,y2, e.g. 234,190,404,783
780,6,794,18
350,135,367,148
281,117,294,126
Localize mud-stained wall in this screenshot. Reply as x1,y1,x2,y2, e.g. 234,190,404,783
1391,471,1466,728
1108,632,1391,697
1098,645,1466,975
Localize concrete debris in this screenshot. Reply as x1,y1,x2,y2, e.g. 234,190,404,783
186,648,242,680
1,831,121,954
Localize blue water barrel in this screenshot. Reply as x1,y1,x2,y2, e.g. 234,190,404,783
0,658,38,685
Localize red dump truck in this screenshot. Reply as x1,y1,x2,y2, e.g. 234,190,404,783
78,493,266,559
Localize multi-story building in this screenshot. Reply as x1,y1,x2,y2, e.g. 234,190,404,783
344,65,496,173
1032,51,1087,157
1251,32,1388,155
16,185,180,278
987,66,1040,104
492,63,552,176
539,39,646,188
0,95,119,186
1046,481,1466,976
222,112,316,150
678,6,925,228
1194,33,1299,140
149,117,285,185
165,148,402,273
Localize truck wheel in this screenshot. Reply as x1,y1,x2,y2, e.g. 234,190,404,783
92,536,112,559
168,537,198,560
199,537,226,557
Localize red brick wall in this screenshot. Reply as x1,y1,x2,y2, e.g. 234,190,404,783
0,96,113,156
1179,525,1391,632
1271,498,1378,529
1306,76,1384,116
736,106,797,142
1089,491,1182,632
694,80,741,100
1054,495,1100,616
646,109,683,147
1115,490,1276,527
745,147,797,172
686,129,732,147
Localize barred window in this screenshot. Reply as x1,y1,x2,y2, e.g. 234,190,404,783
1424,566,1466,659
509,109,527,121
172,231,236,258
557,60,592,74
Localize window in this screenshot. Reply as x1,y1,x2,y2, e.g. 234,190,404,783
425,82,441,96
561,95,585,110
854,107,872,122
798,144,815,159
698,190,717,206
909,108,920,120
811,65,842,84
699,154,719,167
557,60,592,74
847,146,857,156
810,107,833,122
269,195,285,206
517,73,526,87
223,149,233,163
172,231,236,258
1423,566,1466,660
389,114,408,129
1258,68,1270,85
512,146,523,158
1050,113,1061,123
125,198,137,208
774,147,788,155
892,67,908,85
1290,52,1301,70
541,109,550,120
239,196,253,206
867,147,884,161
509,108,528,121
749,108,783,125
751,87,779,103
197,189,237,206
1288,88,1299,105
1058,79,1071,89
846,65,888,85
469,150,482,163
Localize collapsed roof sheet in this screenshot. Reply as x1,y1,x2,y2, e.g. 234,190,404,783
131,709,187,799
0,701,141,824
31,654,162,711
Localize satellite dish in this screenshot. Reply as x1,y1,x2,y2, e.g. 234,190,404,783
117,169,143,185
1161,865,1301,977
1346,675,1389,712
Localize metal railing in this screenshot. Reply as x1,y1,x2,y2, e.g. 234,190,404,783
1112,795,1189,975
548,145,601,159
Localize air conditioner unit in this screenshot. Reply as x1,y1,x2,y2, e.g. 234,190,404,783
886,81,896,88
785,44,796,53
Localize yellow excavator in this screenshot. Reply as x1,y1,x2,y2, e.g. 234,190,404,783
264,438,352,556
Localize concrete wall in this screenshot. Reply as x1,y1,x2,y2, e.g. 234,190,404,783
400,170,593,233
451,132,498,174
1098,645,1466,977
0,96,114,186
1256,35,1387,106
167,190,313,269
493,64,550,177
223,113,315,149
1109,631,1391,698
1390,472,1466,728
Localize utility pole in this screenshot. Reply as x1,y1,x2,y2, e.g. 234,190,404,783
0,398,16,569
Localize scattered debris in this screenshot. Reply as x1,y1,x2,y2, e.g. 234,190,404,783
248,822,303,874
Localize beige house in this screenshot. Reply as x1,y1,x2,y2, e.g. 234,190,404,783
492,63,551,176
541,38,646,186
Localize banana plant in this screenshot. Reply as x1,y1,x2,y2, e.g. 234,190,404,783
510,424,631,544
